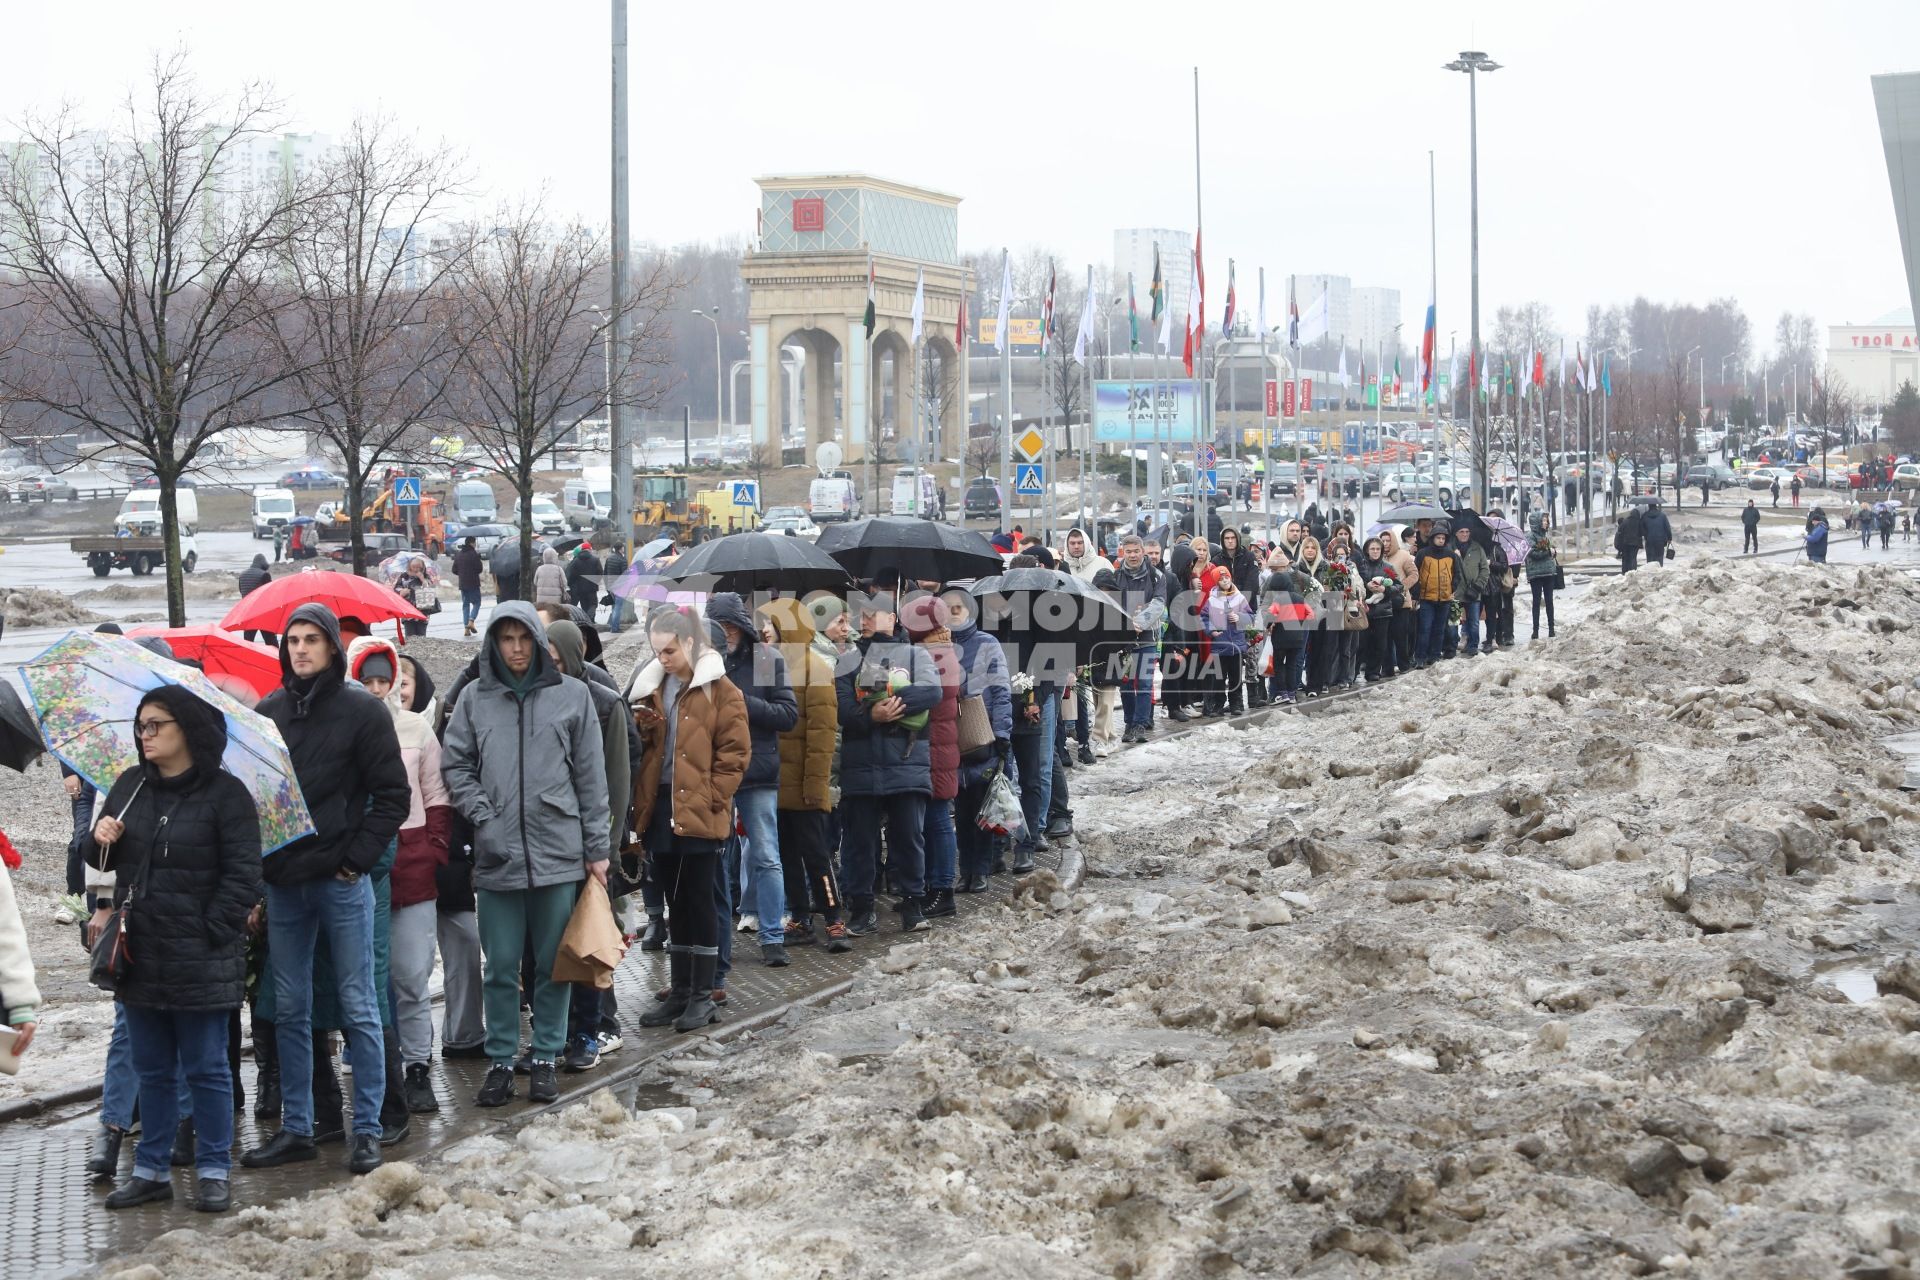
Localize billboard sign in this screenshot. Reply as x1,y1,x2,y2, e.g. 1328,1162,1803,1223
976,317,1045,348
1092,380,1212,443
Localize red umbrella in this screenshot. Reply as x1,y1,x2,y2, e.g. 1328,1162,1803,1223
219,567,425,636
125,625,283,701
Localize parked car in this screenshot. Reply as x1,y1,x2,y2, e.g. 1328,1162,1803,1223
12,473,79,501
448,522,513,556
963,477,1002,518
761,506,819,538
512,493,567,536
1684,464,1738,491
326,532,411,564
1746,466,1793,490
280,467,343,490
1893,463,1920,492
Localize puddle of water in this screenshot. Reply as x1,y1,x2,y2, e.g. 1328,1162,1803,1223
610,1078,686,1115
1816,962,1880,1004
1885,731,1920,790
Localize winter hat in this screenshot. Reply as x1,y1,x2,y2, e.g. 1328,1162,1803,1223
808,597,849,631
356,652,394,685
899,595,945,639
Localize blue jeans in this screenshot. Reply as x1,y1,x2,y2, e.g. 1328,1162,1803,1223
1011,694,1056,845
924,797,957,891
1120,646,1158,728
954,783,994,881
124,1005,233,1181
1267,645,1306,698
1459,599,1483,654
735,787,786,946
101,1002,191,1132
841,792,928,904
1416,601,1449,664
267,876,386,1138
460,589,482,630
715,842,735,986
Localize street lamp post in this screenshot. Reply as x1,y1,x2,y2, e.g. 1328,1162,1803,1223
691,309,724,449
1683,344,1701,502
1446,49,1501,510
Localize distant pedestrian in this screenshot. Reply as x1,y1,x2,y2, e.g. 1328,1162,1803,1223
451,538,484,637
1641,501,1673,567
237,555,274,645
1615,506,1644,573
1770,477,1781,508
1741,500,1760,554
1790,475,1802,507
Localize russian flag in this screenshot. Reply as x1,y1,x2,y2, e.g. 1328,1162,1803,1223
1419,283,1436,393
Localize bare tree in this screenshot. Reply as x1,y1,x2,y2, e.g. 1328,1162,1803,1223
445,202,676,588
965,424,999,480
265,116,471,574
0,56,318,623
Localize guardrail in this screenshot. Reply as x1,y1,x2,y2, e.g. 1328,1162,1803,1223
0,485,134,503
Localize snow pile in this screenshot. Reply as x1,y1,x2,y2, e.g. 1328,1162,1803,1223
5,587,103,628
107,557,1920,1278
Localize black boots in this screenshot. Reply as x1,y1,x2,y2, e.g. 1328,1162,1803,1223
86,1126,124,1181
898,899,929,933
253,1021,281,1121
104,1176,173,1209
923,887,956,918
675,953,720,1033
404,1062,440,1114
170,1119,195,1167
241,1129,317,1168
639,951,691,1027
639,915,667,952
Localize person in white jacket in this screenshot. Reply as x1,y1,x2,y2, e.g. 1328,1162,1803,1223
0,836,39,1063
1059,528,1116,759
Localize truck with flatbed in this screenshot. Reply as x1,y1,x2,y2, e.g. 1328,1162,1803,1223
72,533,199,577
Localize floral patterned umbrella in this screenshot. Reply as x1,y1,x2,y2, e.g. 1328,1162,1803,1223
19,631,314,854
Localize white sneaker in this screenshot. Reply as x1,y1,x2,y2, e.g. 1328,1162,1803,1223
52,905,77,925
736,914,758,933
596,1031,623,1056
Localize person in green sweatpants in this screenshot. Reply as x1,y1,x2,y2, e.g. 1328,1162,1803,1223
440,603,611,1109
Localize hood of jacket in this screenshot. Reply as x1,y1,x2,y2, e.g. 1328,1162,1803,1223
546,618,589,678
1061,528,1111,578
277,602,347,714
136,682,230,788
477,600,561,696
250,553,269,571
541,546,559,566
706,591,758,654
398,653,436,716
346,635,405,714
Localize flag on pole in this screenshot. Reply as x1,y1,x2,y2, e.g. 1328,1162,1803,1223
1392,355,1402,398
1182,245,1202,376
1420,289,1436,393
1127,272,1139,352
1073,265,1096,365
1149,244,1164,324
1532,348,1546,389
1522,347,1533,401
1297,289,1330,346
1287,280,1299,347
955,287,967,351
1258,267,1268,339
1601,353,1612,397
910,266,924,344
1040,264,1056,355
864,255,877,339
1504,357,1515,399
1338,342,1349,387
1559,337,1569,385
1222,259,1237,338
993,249,1012,355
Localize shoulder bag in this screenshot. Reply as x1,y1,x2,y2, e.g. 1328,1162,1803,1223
88,778,148,993
956,694,994,760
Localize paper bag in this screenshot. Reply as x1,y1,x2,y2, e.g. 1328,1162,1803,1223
553,877,626,989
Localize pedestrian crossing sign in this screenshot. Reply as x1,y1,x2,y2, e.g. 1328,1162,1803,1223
393,476,421,507
730,480,759,508
1014,463,1045,496
1200,468,1217,495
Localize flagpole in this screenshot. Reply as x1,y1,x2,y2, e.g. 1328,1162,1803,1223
1558,339,1567,524
998,250,1012,536
1259,268,1271,532
1193,66,1205,539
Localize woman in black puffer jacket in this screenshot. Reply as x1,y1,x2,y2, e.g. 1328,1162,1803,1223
85,684,260,1212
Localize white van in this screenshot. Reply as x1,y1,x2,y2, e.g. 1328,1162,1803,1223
116,488,199,537
451,479,497,525
890,469,940,518
564,472,614,530
251,487,296,539
808,475,861,523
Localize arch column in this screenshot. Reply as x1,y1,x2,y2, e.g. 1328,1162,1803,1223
749,321,773,451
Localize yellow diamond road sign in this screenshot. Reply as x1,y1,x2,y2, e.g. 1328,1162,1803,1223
1014,427,1045,461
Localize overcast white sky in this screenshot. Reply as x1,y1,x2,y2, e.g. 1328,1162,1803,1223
8,0,1917,355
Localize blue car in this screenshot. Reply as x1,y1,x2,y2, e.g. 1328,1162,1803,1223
280,468,343,490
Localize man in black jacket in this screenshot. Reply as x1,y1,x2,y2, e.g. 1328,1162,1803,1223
566,543,602,618
237,555,274,644
1615,507,1644,573
243,604,409,1178
1741,499,1761,554
707,592,798,966
1642,501,1674,568
451,537,484,636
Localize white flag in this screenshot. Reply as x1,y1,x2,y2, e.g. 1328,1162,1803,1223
1072,265,1096,365
1156,295,1172,352
1257,267,1268,337
910,266,925,344
1558,337,1568,384
1338,344,1349,387
1296,290,1331,346
994,250,1012,355
1449,347,1461,394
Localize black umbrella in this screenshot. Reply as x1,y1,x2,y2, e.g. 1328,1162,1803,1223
490,535,550,577
654,531,851,595
1447,507,1495,553
817,517,1002,585
0,681,44,772
969,567,1135,672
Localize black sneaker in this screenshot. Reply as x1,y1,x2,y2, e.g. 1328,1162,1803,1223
512,1049,532,1076
562,1037,600,1074
898,901,929,932
1078,743,1097,765
784,919,817,947
528,1060,559,1103
380,1116,410,1147
475,1065,515,1108
1045,816,1075,840
824,920,853,952
195,1178,231,1213
403,1062,440,1114
104,1175,173,1210
760,942,790,968
846,907,879,937
348,1133,383,1175
923,888,957,918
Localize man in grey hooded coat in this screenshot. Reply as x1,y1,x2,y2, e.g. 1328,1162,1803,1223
441,602,610,1109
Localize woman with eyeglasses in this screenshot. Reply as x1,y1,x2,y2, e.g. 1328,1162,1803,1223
84,685,261,1213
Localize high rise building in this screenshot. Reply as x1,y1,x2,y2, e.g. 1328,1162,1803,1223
1113,227,1193,334
1350,286,1403,356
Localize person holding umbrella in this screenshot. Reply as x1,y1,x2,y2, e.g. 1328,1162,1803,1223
242,606,409,1179
85,685,261,1212
835,590,939,934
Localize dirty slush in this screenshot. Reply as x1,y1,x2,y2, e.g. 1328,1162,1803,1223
105,559,1920,1278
